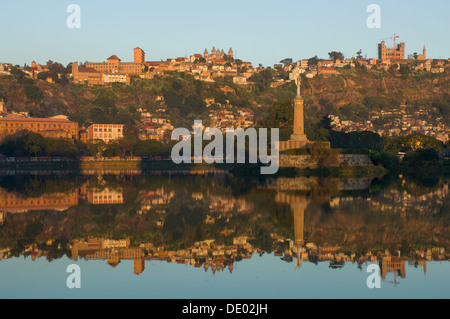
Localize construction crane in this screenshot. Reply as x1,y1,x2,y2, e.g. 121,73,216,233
379,34,400,59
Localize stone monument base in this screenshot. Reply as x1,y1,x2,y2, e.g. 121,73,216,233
279,138,310,152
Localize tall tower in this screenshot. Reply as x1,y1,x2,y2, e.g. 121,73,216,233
378,41,387,60
291,77,308,144
72,62,79,83
397,42,406,60
134,47,145,64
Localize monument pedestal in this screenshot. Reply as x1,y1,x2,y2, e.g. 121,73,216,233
280,139,309,151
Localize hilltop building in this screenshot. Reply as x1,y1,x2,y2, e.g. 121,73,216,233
202,47,234,62
72,48,145,85
418,46,427,60
378,41,405,60
72,62,103,85
86,48,145,75
72,62,131,86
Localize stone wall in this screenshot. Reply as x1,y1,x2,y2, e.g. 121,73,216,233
339,154,373,167
279,154,373,169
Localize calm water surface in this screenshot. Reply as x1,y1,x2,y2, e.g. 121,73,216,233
0,172,449,299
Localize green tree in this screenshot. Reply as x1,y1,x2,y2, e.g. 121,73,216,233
9,66,27,82
257,100,293,141
308,56,319,66
24,84,44,102
249,69,275,92
44,138,78,158
356,50,363,60
280,58,293,66
25,133,45,157
328,51,344,61
37,71,51,81
47,60,68,83
87,139,107,156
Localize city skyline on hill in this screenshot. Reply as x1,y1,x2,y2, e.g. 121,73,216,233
1,0,449,66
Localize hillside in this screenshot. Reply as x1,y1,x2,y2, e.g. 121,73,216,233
0,68,449,129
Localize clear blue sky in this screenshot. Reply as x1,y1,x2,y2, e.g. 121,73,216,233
1,0,449,67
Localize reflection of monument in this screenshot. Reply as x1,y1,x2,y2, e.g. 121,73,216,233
280,72,310,151
275,192,308,269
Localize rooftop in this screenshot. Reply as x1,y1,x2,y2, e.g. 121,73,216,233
0,117,73,123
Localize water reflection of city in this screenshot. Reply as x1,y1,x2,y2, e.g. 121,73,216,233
0,174,448,282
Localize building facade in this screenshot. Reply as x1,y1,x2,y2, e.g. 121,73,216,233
86,48,145,75
0,117,79,141
72,48,145,85
0,188,78,214
88,188,124,205
102,73,131,85
72,62,103,85
86,124,124,143
378,41,406,60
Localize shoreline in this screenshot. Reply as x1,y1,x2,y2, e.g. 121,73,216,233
0,158,448,178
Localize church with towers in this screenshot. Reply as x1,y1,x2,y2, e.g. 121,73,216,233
203,47,234,62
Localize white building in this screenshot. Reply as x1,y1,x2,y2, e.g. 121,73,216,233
102,73,130,85
87,124,124,143
233,76,247,85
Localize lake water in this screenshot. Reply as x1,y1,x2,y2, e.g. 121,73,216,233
0,172,449,299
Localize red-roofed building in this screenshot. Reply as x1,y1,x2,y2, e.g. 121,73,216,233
190,54,203,62
213,58,226,65
83,48,145,77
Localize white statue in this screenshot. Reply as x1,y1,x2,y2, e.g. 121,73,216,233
293,67,302,97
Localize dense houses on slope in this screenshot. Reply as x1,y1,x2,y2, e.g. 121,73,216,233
329,107,450,144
